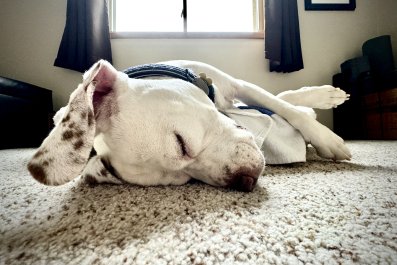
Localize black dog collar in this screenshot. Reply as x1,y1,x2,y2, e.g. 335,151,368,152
123,64,215,103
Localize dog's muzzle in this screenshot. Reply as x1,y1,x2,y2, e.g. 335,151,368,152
226,143,265,192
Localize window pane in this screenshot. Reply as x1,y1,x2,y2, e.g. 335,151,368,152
187,0,254,32
114,0,183,32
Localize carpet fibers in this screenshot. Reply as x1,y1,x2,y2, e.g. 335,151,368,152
0,141,396,264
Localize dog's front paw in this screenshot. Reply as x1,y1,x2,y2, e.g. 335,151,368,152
279,85,350,109
82,156,124,185
306,122,351,161
313,132,351,161
291,113,351,161
301,85,350,109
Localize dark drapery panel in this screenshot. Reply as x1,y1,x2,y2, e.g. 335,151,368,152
265,0,303,73
54,0,112,73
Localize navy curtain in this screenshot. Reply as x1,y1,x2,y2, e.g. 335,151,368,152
54,0,112,73
265,0,303,73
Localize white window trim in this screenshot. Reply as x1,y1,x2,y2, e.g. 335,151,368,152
108,0,264,39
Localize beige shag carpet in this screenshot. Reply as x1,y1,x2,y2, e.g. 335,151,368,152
0,141,396,265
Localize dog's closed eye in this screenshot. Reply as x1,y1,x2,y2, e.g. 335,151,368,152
175,133,189,157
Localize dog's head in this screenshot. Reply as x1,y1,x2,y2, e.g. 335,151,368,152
28,60,265,191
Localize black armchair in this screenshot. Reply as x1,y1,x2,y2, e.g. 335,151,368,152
333,35,397,140
0,77,53,149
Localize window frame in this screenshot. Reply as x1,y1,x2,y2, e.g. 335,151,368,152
108,0,264,39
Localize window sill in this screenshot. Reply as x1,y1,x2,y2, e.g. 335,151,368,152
110,32,264,39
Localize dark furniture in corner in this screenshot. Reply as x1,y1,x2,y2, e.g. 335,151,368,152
0,77,53,149
333,35,397,140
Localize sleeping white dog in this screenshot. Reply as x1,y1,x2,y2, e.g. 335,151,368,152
28,60,351,192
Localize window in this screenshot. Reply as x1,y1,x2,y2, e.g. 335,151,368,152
109,0,264,38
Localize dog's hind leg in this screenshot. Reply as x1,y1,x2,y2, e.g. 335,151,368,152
234,80,351,161
276,85,350,109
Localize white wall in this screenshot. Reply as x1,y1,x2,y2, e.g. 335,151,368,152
1,0,397,129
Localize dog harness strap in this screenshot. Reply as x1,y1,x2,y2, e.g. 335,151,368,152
238,105,274,116
123,64,215,102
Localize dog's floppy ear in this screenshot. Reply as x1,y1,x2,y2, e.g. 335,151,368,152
28,60,118,185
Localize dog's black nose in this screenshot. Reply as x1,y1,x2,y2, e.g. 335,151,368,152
228,173,258,192
226,142,264,192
